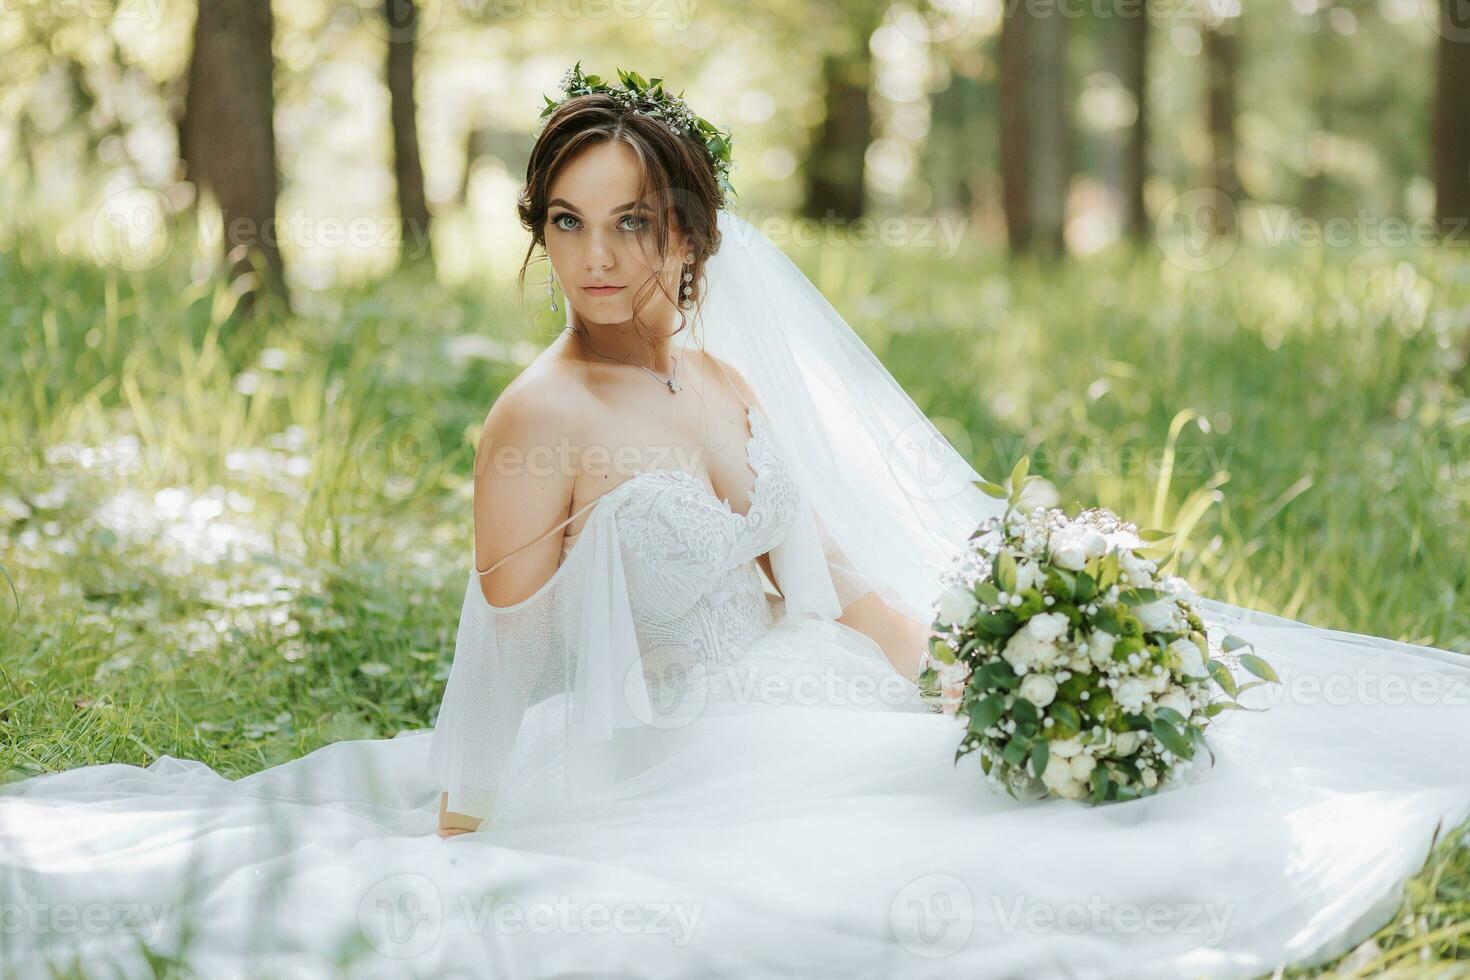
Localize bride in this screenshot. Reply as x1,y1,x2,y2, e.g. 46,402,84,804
5,65,1470,980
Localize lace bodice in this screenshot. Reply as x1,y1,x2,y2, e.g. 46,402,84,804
439,403,866,818
577,405,801,680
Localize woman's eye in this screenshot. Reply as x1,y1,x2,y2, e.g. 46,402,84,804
619,215,647,232
551,214,578,231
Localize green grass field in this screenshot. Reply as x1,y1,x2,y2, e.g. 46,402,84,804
2,221,1468,976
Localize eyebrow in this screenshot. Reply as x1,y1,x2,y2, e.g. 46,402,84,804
547,199,654,215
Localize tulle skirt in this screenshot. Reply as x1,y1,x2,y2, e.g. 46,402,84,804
4,602,1470,979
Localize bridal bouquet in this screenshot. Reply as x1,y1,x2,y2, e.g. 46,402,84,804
916,458,1279,804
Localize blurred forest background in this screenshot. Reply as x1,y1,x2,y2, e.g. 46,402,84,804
3,1,1470,973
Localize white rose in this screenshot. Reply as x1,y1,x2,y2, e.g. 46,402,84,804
1068,753,1097,781
1002,631,1048,672
1086,630,1117,668
1134,598,1177,633
1065,648,1091,672
1156,689,1192,719
1015,560,1046,594
1041,762,1086,800
1114,677,1149,713
1025,611,1070,644
1140,767,1159,789
1169,637,1209,679
1113,730,1142,756
936,587,979,627
1078,528,1109,560
1119,550,1156,587
1049,736,1083,759
1144,670,1170,694
1018,673,1057,708
1050,536,1089,571
1159,574,1199,604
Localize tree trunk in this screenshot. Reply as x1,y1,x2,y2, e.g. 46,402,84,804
386,0,434,271
180,0,287,312
1433,0,1470,240
1203,14,1241,236
801,49,874,222
1118,7,1150,242
1000,0,1069,256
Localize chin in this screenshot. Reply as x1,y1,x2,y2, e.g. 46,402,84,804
570,303,630,326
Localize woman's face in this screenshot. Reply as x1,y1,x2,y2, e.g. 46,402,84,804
543,140,689,328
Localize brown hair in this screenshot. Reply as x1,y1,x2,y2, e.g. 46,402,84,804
515,93,724,348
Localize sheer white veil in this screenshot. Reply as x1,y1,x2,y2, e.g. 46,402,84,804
615,208,1007,624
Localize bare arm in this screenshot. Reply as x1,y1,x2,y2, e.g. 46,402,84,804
439,381,580,837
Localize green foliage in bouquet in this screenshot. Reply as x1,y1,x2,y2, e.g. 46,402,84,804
917,456,1282,804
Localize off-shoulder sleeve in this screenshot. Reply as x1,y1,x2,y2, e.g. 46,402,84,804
428,502,650,823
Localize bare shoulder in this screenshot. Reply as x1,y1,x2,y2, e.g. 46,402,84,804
694,349,762,410
477,349,592,457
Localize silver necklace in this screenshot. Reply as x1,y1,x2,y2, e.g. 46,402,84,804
568,325,682,394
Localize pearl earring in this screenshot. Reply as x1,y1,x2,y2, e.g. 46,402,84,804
544,268,558,312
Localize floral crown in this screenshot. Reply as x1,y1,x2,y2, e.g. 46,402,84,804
539,62,737,209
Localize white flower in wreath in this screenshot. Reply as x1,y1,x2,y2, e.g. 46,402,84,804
936,586,979,627
1140,767,1159,789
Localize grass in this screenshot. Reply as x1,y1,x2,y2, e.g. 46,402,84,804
1,216,1468,976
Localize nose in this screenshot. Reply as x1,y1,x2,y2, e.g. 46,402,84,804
584,227,614,272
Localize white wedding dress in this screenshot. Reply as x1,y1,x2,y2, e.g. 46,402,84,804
5,397,1470,980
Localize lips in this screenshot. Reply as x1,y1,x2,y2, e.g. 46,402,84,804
582,285,625,296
